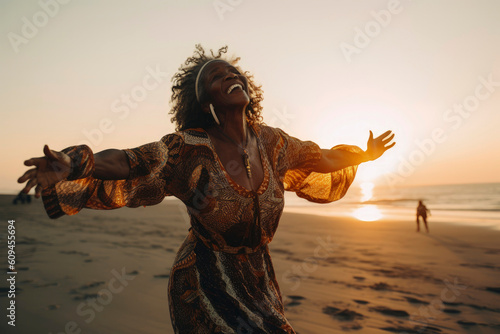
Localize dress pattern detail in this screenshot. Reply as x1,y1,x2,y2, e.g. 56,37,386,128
41,124,361,333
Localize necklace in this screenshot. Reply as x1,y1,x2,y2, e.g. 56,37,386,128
216,127,253,180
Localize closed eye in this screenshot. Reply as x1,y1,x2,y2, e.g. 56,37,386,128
210,74,223,82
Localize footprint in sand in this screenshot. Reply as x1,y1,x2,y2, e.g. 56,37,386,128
323,306,364,321
288,295,305,301
59,250,90,256
271,248,293,256
486,287,500,294
403,296,429,305
457,320,500,330
443,308,461,314
73,292,102,301
353,300,369,305
457,320,477,327
153,274,170,278
77,281,105,290
380,325,442,333
285,295,306,307
370,282,393,291
369,306,409,318
444,301,500,313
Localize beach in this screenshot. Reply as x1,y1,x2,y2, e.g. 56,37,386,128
1,194,499,334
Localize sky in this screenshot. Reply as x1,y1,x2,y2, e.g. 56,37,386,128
1,0,500,194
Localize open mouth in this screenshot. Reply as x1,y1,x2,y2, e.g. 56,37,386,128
227,83,243,94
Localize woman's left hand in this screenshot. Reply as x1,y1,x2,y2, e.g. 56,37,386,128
365,130,395,161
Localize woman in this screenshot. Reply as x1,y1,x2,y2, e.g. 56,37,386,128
18,45,395,333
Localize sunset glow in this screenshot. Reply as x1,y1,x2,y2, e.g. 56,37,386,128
352,205,383,222
2,1,500,194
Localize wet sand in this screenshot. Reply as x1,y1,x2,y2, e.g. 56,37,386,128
0,195,499,333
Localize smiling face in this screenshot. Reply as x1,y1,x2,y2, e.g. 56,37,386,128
200,60,250,110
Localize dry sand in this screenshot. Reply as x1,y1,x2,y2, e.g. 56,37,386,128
0,194,499,334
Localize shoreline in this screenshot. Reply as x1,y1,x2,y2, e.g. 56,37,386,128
284,205,500,231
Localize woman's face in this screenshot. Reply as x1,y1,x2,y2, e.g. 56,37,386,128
201,60,250,109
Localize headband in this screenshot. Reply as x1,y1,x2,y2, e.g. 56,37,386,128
195,59,219,103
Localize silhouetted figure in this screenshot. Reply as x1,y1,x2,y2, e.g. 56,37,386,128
13,191,31,204
416,200,430,233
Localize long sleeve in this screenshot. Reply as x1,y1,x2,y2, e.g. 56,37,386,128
42,133,185,218
262,126,361,203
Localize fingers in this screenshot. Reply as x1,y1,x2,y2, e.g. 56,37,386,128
20,145,59,197
35,185,43,198
366,131,396,160
384,142,396,150
24,157,46,167
383,133,395,143
24,145,56,166
43,144,58,161
375,130,393,141
18,168,37,183
372,130,396,147
22,177,38,194
383,131,396,149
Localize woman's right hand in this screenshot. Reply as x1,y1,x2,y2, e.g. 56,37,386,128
17,145,72,198
365,130,396,161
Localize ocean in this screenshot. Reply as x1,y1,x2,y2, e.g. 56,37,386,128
284,182,500,230
6,182,499,230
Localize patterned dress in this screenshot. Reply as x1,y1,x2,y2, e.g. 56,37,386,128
42,124,361,333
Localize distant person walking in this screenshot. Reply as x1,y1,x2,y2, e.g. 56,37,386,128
416,200,430,233
12,191,31,204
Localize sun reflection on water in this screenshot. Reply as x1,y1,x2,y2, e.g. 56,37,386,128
352,205,382,221
352,182,383,221
360,182,374,202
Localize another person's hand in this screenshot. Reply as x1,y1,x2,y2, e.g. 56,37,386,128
17,145,71,198
365,130,395,161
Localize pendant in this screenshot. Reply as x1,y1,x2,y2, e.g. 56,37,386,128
242,150,252,179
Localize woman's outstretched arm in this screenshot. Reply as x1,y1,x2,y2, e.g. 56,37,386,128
313,130,395,173
18,145,130,198
93,149,130,180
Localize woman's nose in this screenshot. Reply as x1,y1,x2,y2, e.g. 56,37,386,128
224,72,238,81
